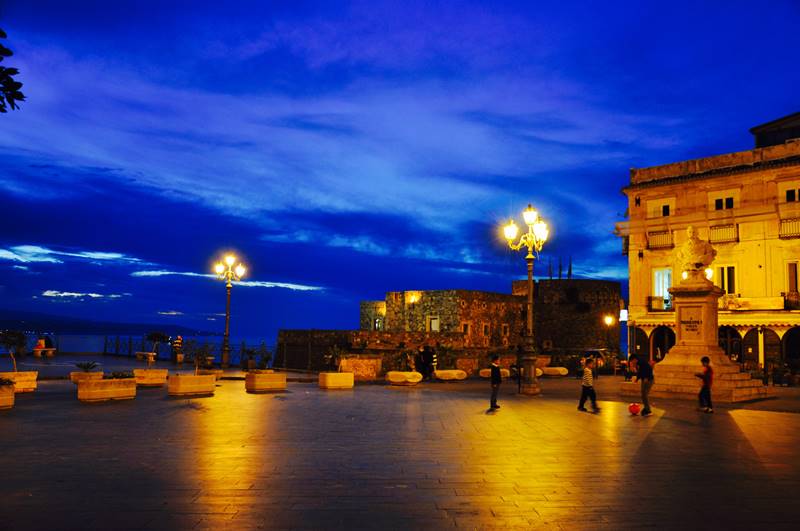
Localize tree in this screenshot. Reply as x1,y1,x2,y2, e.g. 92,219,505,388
0,29,25,113
0,330,27,371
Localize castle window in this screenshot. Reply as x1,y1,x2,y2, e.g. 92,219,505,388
483,324,490,336
373,318,383,331
427,316,440,332
502,324,509,336
462,323,470,335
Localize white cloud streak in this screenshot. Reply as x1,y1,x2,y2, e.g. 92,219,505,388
131,270,323,291
42,290,130,299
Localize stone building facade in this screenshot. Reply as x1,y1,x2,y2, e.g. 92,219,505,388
615,112,800,371
277,279,622,377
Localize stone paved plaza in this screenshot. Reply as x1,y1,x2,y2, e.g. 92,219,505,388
2,376,800,530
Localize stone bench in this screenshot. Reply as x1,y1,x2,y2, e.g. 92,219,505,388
0,371,38,393
135,351,156,362
133,369,169,387
319,372,354,389
478,368,511,379
77,379,136,403
245,370,287,393
32,348,56,358
541,367,569,377
434,369,468,381
168,374,217,397
385,371,423,386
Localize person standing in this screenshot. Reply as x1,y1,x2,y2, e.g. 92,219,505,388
637,355,654,417
578,357,600,413
489,355,502,410
695,356,714,413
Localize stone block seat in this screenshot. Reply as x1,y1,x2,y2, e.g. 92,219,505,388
434,369,468,381
319,372,354,389
70,372,104,384
541,367,569,377
168,373,217,397
245,370,287,393
197,369,224,380
0,371,38,393
385,371,423,386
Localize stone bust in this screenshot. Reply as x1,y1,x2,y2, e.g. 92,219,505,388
675,226,716,272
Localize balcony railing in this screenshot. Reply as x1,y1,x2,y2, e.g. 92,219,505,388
646,230,673,250
709,223,738,244
779,218,800,239
648,296,674,312
785,291,800,310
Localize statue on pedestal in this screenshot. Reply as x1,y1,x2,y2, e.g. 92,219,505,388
675,226,716,282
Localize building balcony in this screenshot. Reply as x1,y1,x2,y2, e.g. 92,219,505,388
709,223,738,244
648,296,673,312
779,218,800,239
646,230,673,250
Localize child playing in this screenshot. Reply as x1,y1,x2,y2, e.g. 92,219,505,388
578,357,600,413
695,356,713,413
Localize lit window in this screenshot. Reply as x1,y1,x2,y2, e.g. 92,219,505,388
374,318,383,331
715,266,736,294
653,268,672,299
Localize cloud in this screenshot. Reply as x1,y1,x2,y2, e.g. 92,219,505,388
131,270,323,291
0,244,145,265
41,290,130,299
158,310,183,315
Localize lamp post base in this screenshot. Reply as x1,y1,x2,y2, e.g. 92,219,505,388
519,355,541,396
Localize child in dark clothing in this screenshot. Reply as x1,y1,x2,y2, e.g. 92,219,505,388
695,356,713,413
577,358,600,413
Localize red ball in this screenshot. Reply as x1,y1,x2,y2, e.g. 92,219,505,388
628,403,642,415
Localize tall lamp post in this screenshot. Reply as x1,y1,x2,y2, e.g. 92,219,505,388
603,314,616,374
214,254,246,368
503,204,549,395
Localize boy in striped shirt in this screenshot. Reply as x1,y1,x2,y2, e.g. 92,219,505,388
578,357,600,413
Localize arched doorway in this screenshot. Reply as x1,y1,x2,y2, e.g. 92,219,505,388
631,327,649,361
783,327,800,372
650,326,675,362
764,328,781,368
718,326,742,363
742,329,759,370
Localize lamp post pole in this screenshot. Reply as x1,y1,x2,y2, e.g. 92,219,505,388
503,204,549,395
214,255,246,369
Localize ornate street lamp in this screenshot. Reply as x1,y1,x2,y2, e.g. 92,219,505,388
503,204,549,395
214,254,246,368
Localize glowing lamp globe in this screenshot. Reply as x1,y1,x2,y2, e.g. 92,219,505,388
533,220,549,242
225,255,236,267
503,220,519,241
235,264,246,278
214,263,225,275
522,204,538,226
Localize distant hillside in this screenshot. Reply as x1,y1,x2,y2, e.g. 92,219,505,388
0,309,216,336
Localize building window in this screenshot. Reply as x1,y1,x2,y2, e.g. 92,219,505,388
714,266,736,294
787,189,797,202
789,262,798,293
462,323,470,335
725,197,733,209
661,204,670,216
427,316,440,332
652,268,672,300
483,324,490,336
715,197,734,210
374,318,383,331
502,324,509,336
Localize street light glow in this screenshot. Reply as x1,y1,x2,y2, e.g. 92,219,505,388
235,264,246,278
503,220,519,241
522,204,538,226
214,263,225,275
225,255,236,266
604,315,615,326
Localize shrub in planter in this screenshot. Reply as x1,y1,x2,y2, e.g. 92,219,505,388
0,332,38,392
70,361,104,384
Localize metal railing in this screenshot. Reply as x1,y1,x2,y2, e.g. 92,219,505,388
709,223,738,244
779,218,800,239
646,230,673,249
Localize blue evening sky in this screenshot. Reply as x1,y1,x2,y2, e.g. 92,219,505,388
1,1,798,341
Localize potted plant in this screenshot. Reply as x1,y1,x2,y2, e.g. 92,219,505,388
257,342,272,370
240,341,256,370
196,342,222,379
0,330,38,393
168,340,216,397
77,371,136,402
0,377,14,410
133,332,169,387
319,345,354,389
70,361,104,384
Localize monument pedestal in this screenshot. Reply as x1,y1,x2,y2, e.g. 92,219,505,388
622,273,772,403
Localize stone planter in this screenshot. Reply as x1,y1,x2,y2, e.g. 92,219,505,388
0,385,14,410
478,368,511,379
245,370,287,393
77,378,137,403
198,369,224,380
168,374,216,397
319,372,354,389
385,371,423,386
433,369,468,381
0,371,38,393
133,369,169,387
70,371,104,384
